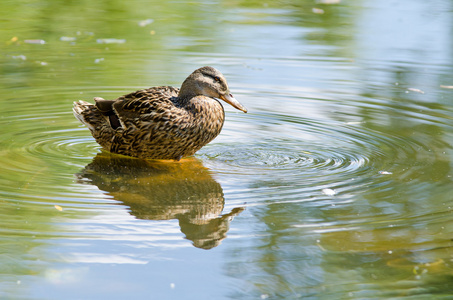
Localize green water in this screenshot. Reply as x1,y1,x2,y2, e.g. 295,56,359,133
2,0,453,299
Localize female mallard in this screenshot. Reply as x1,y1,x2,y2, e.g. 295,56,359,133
73,66,247,160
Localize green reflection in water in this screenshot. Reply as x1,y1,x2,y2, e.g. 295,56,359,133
2,0,453,298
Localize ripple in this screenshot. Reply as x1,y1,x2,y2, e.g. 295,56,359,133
198,103,453,210
202,112,411,176
25,129,99,160
201,141,370,174
2,85,453,214
0,108,105,210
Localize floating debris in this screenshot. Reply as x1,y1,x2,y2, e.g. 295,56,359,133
138,19,154,27
54,205,63,211
407,88,424,94
312,8,325,14
316,0,341,4
60,36,76,42
6,36,19,45
36,61,48,66
150,30,156,35
12,55,26,60
96,38,126,44
76,31,94,36
94,58,104,64
322,188,336,196
24,39,46,44
440,85,453,89
345,121,364,125
379,171,393,175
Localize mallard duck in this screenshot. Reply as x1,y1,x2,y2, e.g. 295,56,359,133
73,66,247,160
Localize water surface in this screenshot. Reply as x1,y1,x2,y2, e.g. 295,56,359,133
1,0,453,298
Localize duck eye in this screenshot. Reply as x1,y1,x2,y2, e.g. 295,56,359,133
214,76,220,82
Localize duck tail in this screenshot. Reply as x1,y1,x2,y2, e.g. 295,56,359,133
73,100,110,132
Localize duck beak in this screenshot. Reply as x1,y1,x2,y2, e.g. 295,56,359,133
219,93,247,113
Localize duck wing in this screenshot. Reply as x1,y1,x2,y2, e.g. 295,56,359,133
95,86,180,130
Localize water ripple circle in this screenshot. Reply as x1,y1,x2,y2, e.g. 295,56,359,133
200,112,424,181
25,130,98,160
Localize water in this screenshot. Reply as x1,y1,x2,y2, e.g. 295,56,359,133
2,0,453,298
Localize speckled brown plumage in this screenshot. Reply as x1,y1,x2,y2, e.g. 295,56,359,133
73,66,247,160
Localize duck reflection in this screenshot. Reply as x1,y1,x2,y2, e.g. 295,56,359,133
77,152,244,249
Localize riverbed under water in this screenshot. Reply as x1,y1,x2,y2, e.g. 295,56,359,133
1,0,453,299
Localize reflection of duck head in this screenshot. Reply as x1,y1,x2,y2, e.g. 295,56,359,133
77,152,244,249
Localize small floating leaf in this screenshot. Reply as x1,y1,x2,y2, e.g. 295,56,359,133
54,205,63,211
379,171,393,175
6,37,19,45
96,38,126,44
322,188,336,196
60,36,76,42
312,8,325,14
12,55,26,60
138,19,154,27
24,39,46,44
407,88,424,94
316,0,340,3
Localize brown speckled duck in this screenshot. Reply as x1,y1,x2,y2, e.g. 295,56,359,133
73,66,247,160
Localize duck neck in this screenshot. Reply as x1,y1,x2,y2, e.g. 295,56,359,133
178,76,200,101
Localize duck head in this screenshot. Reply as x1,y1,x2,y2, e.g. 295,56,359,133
179,66,247,113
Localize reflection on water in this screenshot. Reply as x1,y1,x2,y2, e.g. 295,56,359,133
77,152,244,249
2,0,453,298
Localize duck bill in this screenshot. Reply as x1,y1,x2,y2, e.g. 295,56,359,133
219,93,247,113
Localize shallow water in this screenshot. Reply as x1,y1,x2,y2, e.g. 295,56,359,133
2,0,453,298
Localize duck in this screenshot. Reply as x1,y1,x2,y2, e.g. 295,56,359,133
73,66,247,160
